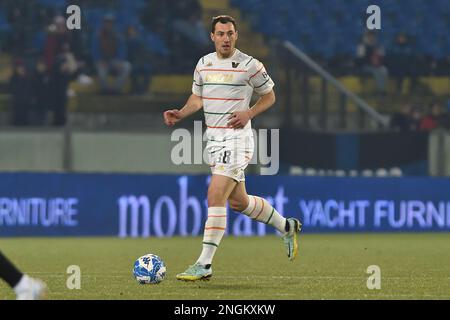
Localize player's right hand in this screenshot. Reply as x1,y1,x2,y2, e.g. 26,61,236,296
163,109,182,126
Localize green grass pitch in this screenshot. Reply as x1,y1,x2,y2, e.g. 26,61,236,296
1,234,449,300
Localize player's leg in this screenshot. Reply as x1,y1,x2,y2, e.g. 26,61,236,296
0,251,47,300
199,174,237,265
176,174,237,281
228,182,287,231
228,183,302,261
0,251,23,288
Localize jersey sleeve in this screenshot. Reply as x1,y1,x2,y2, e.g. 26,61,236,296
248,59,274,95
192,58,204,96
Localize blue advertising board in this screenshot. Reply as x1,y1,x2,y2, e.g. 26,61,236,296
1,173,449,237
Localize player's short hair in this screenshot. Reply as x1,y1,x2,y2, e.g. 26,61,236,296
211,15,237,33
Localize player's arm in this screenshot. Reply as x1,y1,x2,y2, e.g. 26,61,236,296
163,93,203,127
248,89,276,119
228,90,275,129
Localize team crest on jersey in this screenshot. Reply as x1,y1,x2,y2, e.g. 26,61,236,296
232,62,240,68
206,62,213,67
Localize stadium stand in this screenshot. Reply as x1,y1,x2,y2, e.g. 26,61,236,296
0,0,448,127
231,0,450,109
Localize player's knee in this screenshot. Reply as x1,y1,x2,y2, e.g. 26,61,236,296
228,197,248,212
207,188,227,207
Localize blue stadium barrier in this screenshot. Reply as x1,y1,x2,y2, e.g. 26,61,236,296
0,173,449,237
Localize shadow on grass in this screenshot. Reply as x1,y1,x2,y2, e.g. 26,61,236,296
178,282,261,291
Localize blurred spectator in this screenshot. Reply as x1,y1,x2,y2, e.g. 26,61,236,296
51,42,79,126
387,33,418,93
43,16,71,70
92,15,131,94
356,31,389,95
390,104,414,131
9,59,33,126
3,0,47,56
42,15,83,68
30,59,52,126
420,102,444,131
36,13,81,127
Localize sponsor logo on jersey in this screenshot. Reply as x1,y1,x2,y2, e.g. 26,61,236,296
205,74,234,83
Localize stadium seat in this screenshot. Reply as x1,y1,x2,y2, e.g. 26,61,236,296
233,0,448,61
0,11,10,31
150,75,192,95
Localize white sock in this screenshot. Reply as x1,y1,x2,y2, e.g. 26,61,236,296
196,207,227,266
242,195,286,234
13,274,30,295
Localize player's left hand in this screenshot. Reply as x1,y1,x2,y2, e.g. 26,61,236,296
227,111,251,129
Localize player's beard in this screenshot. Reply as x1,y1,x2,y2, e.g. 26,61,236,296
219,45,234,58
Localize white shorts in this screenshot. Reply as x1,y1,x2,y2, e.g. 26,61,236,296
206,136,254,182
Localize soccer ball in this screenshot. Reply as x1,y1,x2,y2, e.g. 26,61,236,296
133,254,166,284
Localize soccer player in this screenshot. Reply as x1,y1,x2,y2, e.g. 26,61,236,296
0,251,47,299
163,15,302,281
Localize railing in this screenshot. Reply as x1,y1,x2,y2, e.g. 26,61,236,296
279,41,390,130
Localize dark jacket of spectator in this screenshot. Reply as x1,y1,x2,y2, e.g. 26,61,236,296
30,60,52,125
9,60,33,126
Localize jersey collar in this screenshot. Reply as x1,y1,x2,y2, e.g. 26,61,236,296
215,48,240,61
